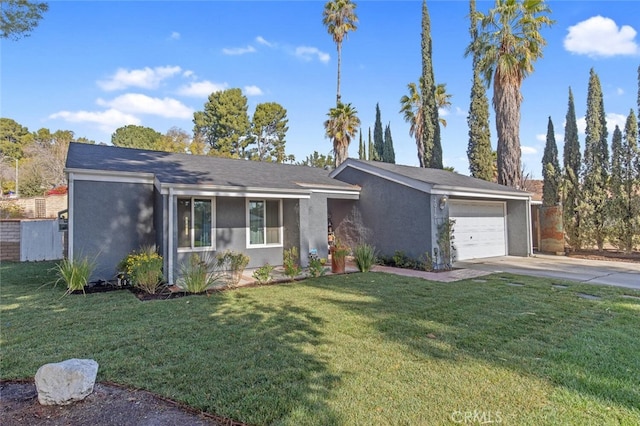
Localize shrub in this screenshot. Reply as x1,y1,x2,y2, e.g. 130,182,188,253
216,250,250,287
53,256,96,295
119,245,163,294
252,263,275,285
283,247,302,280
420,252,434,272
307,254,327,278
392,250,410,268
178,252,224,293
354,244,376,272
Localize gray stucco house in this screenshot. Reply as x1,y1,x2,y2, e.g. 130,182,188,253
65,143,532,283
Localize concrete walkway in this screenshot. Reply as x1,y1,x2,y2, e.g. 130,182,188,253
455,254,640,290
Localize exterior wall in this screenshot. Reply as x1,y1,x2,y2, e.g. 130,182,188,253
20,219,64,261
332,168,432,259
0,220,20,261
307,194,330,260
73,181,155,281
506,199,531,256
11,194,67,218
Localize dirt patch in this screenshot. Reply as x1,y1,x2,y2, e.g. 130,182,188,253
0,380,246,426
565,249,640,264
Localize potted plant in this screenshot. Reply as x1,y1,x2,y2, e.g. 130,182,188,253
330,241,350,274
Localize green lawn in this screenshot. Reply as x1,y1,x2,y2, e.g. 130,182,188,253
1,261,639,425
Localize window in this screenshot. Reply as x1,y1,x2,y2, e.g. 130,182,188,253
178,198,214,249
248,199,281,246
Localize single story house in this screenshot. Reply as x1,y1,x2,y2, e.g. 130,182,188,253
65,143,532,283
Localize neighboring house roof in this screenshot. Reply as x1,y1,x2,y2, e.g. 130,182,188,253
65,143,360,195
522,179,543,202
331,159,531,200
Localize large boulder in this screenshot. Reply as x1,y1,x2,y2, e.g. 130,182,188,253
35,358,99,405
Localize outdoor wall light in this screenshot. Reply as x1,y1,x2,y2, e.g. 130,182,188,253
439,195,448,210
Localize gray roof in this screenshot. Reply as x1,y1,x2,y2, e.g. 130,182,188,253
65,143,359,192
334,159,530,196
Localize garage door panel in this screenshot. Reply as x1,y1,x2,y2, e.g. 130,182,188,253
449,201,506,260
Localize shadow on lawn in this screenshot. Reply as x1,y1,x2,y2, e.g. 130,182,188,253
316,272,640,413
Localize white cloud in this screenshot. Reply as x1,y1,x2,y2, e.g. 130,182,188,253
256,36,273,47
455,106,466,116
98,66,182,91
222,45,256,55
521,146,537,155
438,108,449,117
564,16,640,57
577,113,627,136
96,94,193,119
49,109,140,133
177,80,228,97
244,85,264,96
535,133,563,142
169,31,180,40
295,46,330,63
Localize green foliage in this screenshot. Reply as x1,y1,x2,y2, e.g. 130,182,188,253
53,256,96,295
178,252,224,293
119,245,164,294
542,116,561,206
383,123,395,163
467,67,493,181
322,0,358,104
111,125,163,150
297,151,334,169
373,103,384,160
358,128,365,160
216,250,250,287
193,88,251,158
353,244,376,272
307,255,327,278
247,102,289,162
252,263,275,285
283,247,302,280
420,251,434,272
367,127,376,161
420,0,442,169
324,102,360,167
562,87,582,250
0,201,25,218
1,0,48,40
436,219,456,270
0,118,31,159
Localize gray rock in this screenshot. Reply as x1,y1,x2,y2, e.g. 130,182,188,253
35,358,99,405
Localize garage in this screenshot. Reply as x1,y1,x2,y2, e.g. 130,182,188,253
449,201,507,260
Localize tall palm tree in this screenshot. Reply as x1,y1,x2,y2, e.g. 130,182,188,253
324,102,360,167
322,0,358,105
400,79,451,167
467,0,554,188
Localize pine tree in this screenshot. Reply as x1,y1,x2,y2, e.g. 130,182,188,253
609,111,639,252
562,87,582,250
420,0,442,169
542,117,561,206
466,0,492,181
581,69,609,251
358,127,365,159
373,103,384,161
383,123,396,164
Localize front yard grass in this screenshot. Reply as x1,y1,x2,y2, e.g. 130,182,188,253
1,261,639,425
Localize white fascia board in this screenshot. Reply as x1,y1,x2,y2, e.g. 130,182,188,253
158,182,311,199
431,186,532,201
64,168,155,185
332,161,433,193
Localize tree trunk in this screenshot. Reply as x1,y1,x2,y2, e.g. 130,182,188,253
494,79,523,188
336,43,342,105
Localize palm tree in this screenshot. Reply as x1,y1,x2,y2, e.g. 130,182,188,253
467,0,554,187
324,102,360,167
322,0,358,105
400,79,451,167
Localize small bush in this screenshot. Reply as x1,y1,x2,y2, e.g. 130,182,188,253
392,250,410,268
354,244,376,272
283,247,302,280
419,252,434,272
178,253,224,293
216,250,250,287
307,254,327,278
53,256,96,295
252,263,275,285
119,245,163,294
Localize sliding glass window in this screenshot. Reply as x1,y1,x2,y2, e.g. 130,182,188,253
177,198,214,250
248,199,281,246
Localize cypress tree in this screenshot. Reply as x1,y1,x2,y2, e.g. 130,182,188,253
358,127,365,159
420,0,442,169
383,123,396,164
373,103,384,161
581,69,609,251
542,117,561,206
562,87,582,250
367,127,375,161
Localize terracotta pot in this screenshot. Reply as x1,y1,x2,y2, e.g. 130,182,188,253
330,246,346,273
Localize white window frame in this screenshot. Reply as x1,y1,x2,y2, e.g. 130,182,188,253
246,198,283,248
177,197,216,252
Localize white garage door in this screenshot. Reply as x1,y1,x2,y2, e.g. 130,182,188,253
448,201,506,260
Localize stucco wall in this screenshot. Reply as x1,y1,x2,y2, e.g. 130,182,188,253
73,181,155,281
507,199,531,256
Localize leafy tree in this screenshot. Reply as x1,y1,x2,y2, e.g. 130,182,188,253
324,102,360,167
580,68,609,251
188,133,208,156
420,0,442,169
358,128,365,159
466,0,493,181
609,111,639,252
400,80,425,167
468,0,554,187
322,0,358,105
373,103,384,161
193,88,251,158
111,125,163,150
562,87,582,250
383,123,395,164
247,102,289,162
0,117,32,159
541,117,561,206
1,0,48,40
298,151,334,169
157,127,190,154
435,83,452,127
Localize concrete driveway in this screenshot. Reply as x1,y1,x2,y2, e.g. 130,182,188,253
454,254,640,290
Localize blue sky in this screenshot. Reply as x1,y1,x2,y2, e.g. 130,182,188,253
2,0,639,178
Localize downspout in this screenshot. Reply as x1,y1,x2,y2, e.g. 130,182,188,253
526,197,532,257
168,187,174,284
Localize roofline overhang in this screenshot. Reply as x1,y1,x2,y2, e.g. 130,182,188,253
65,168,155,184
